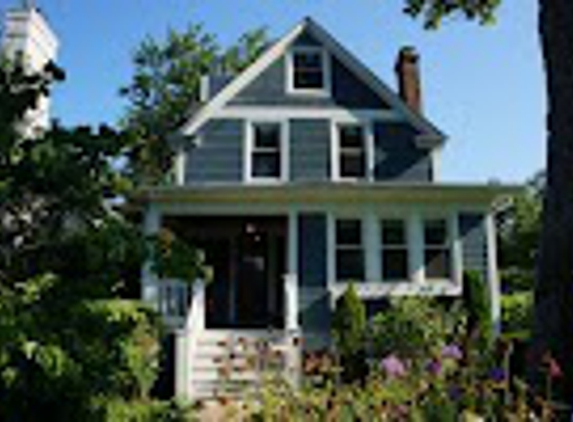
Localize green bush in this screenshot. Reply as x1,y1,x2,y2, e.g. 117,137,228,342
501,291,533,337
331,284,367,381
463,270,493,349
90,397,191,422
370,298,450,361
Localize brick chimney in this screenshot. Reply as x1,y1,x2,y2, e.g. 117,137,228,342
395,46,422,114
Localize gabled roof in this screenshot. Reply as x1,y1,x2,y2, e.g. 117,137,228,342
179,17,446,146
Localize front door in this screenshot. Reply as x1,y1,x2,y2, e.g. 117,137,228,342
235,229,270,327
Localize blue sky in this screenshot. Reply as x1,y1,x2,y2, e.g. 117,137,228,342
1,0,544,183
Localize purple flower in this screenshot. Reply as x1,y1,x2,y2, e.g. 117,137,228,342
426,359,442,375
441,344,463,360
489,367,506,383
448,385,462,401
380,354,407,378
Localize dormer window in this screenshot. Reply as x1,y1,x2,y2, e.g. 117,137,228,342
288,47,330,95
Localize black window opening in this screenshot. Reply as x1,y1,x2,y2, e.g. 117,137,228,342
252,123,282,179
381,219,409,281
339,124,366,179
336,219,364,281
292,49,326,90
424,219,451,279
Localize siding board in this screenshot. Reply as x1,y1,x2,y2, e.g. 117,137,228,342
290,119,331,181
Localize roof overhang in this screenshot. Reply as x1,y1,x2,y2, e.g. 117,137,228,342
134,182,522,209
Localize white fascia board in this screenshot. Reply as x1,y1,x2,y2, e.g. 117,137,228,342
213,106,401,122
178,17,446,145
179,21,306,137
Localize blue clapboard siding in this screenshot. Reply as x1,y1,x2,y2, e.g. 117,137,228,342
185,119,243,183
373,122,432,181
290,119,331,181
230,30,389,109
459,213,488,281
298,213,331,350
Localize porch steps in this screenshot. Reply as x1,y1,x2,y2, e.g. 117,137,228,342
189,329,297,401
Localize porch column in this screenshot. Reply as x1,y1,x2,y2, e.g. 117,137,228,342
142,204,161,306
286,210,299,330
408,210,425,284
485,212,501,334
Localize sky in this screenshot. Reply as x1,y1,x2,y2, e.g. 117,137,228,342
1,0,545,183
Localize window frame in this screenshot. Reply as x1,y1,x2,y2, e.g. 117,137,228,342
334,217,365,283
244,120,289,183
286,46,331,96
423,217,452,281
331,120,374,181
379,218,410,282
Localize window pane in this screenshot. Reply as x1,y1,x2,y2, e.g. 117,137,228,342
340,152,365,178
425,249,451,279
382,250,409,281
381,219,406,245
336,249,364,281
336,219,362,245
254,124,280,149
293,51,324,89
252,152,280,178
424,219,448,246
339,126,364,148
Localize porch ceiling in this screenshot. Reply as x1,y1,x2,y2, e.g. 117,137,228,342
134,182,522,209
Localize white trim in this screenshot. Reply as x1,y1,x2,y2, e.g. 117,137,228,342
180,20,306,136
330,118,374,182
286,45,332,97
179,18,446,145
449,211,464,286
485,212,501,334
214,106,401,122
408,210,425,284
174,147,186,186
244,119,289,183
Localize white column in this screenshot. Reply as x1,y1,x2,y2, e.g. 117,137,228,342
365,211,379,282
286,210,299,329
142,204,161,305
449,211,463,287
485,212,501,334
287,210,298,275
408,210,425,284
174,147,186,186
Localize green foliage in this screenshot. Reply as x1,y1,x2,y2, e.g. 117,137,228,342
463,270,493,352
370,298,456,361
90,397,191,422
332,284,366,357
502,292,533,337
403,0,501,28
120,24,268,183
332,284,367,380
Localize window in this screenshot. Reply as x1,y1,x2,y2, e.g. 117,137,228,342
290,48,328,91
335,219,364,282
424,219,451,279
338,124,367,179
380,219,409,281
250,122,283,180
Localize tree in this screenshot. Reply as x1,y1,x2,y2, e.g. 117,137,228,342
403,0,573,406
0,59,203,419
120,25,268,183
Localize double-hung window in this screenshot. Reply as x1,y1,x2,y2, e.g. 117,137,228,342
249,122,284,181
337,124,367,179
424,218,451,279
380,219,409,281
290,47,328,92
335,219,364,282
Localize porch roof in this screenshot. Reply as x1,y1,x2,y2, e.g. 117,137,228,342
134,182,521,209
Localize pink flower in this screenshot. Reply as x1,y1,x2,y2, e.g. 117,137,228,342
380,354,407,378
441,344,463,360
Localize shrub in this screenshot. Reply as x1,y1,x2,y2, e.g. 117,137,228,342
370,298,450,362
463,270,493,351
90,397,191,422
331,284,367,381
501,291,533,337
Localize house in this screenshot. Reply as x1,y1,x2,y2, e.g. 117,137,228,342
136,17,516,401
